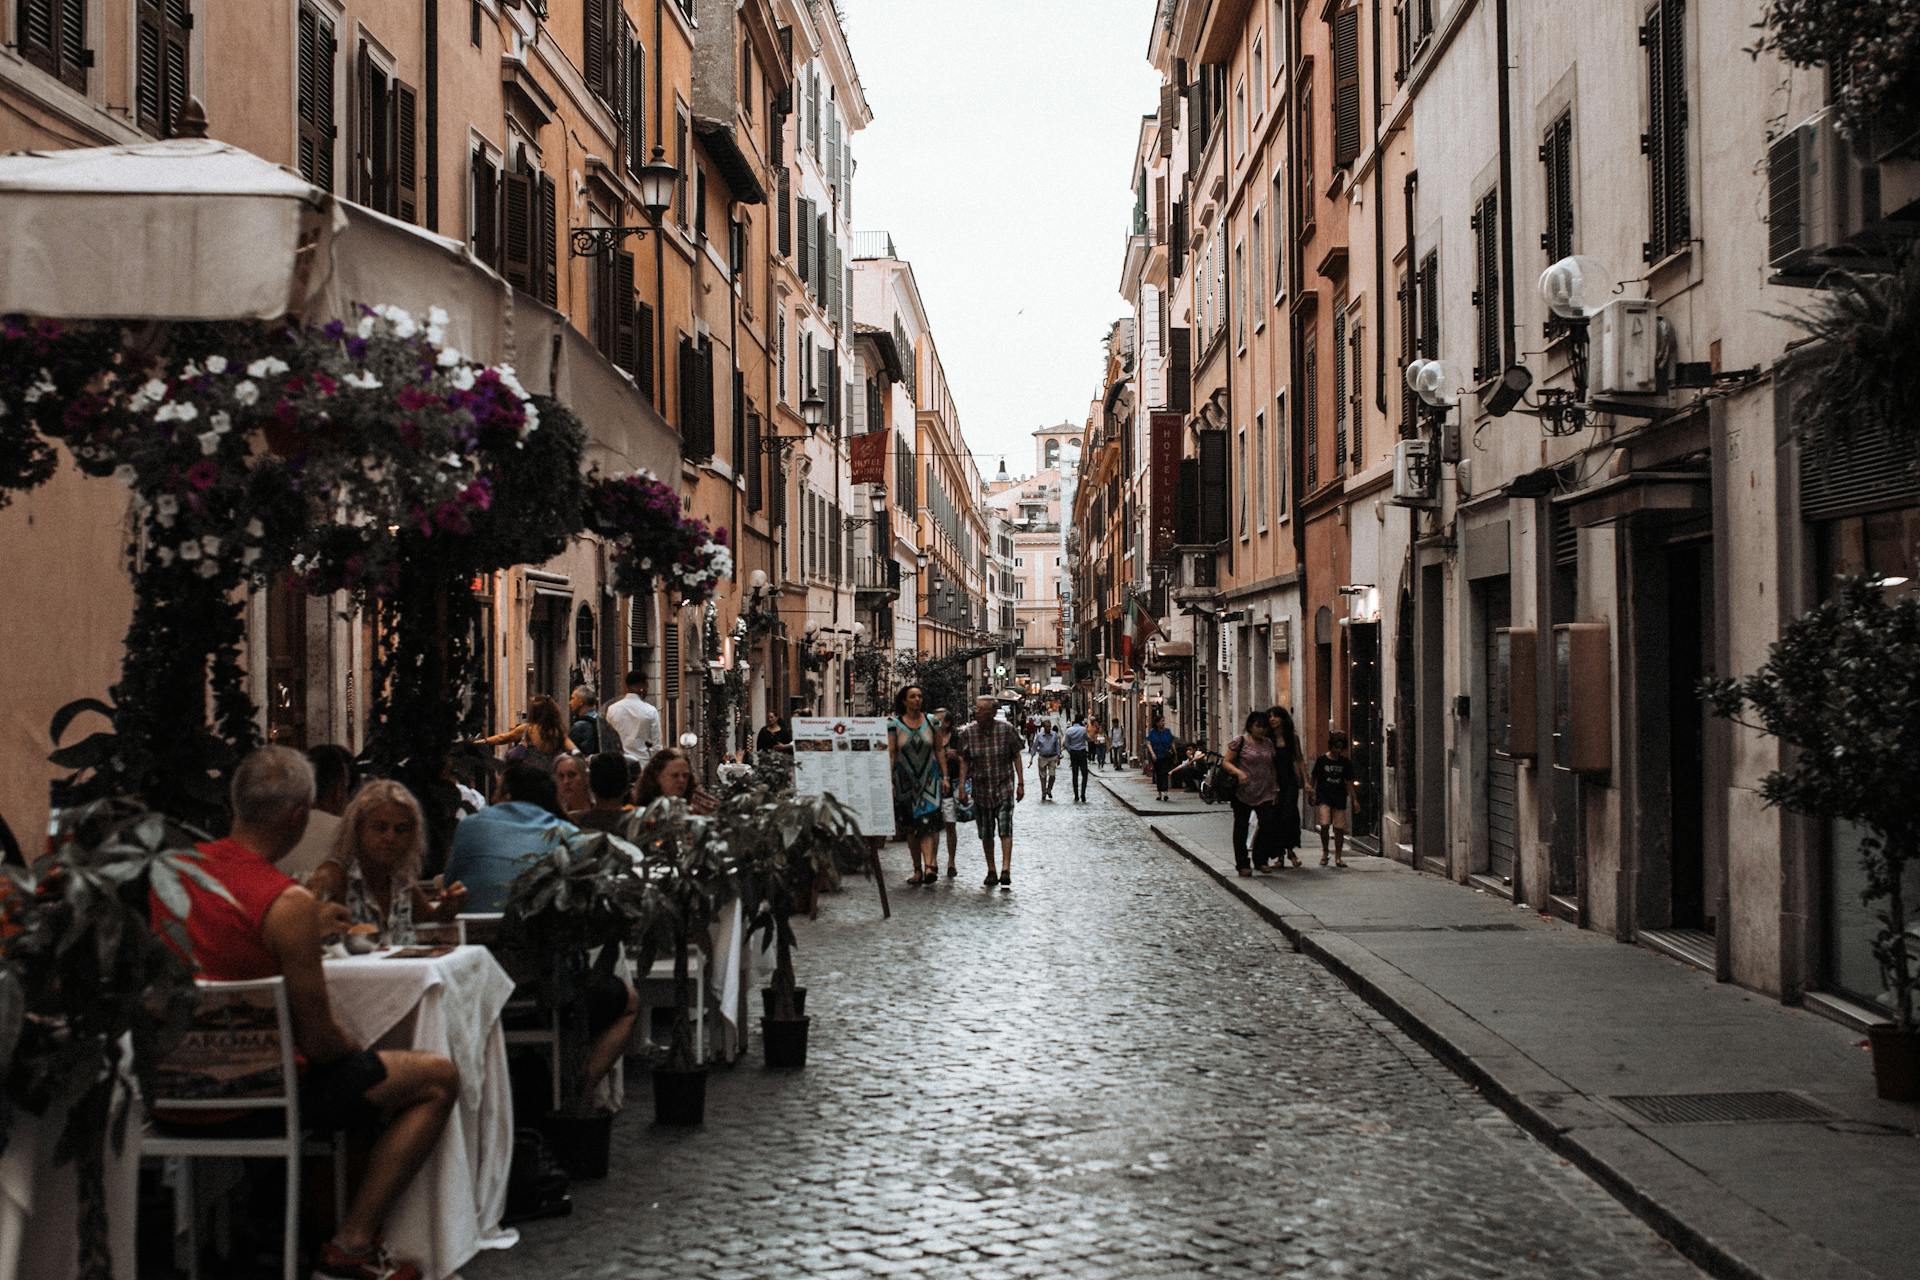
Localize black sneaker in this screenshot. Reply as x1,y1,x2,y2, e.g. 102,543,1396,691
983,871,999,887
998,872,1011,889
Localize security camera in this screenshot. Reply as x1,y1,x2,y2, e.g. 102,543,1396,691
1481,364,1533,418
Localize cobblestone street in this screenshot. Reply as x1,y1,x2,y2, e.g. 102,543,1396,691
471,780,1699,1280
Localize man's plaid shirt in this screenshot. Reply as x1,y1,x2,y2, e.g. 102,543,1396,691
955,717,1024,812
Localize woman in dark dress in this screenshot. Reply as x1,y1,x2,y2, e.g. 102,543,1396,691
1266,706,1309,868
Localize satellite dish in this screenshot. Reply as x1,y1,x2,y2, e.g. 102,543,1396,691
1538,255,1616,320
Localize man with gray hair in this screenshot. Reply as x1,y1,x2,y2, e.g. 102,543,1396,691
152,746,459,1280
953,695,1026,890
567,684,620,757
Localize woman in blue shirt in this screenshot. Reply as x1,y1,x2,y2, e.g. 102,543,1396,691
1146,717,1177,802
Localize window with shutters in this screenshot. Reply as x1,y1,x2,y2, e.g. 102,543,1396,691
1251,37,1264,122
797,197,813,285
1418,250,1438,360
536,169,558,305
1472,191,1500,381
745,412,763,511
1234,78,1247,160
595,246,638,377
1271,173,1286,302
1198,430,1229,544
470,146,499,267
354,44,418,224
1397,268,1414,434
1234,239,1247,351
583,0,618,102
1251,210,1266,331
777,310,788,402
1169,326,1191,414
18,0,90,91
662,612,680,704
1274,390,1289,517
1169,198,1186,279
626,38,647,181
1216,238,1229,340
1348,315,1364,469
674,106,690,228
695,164,707,239
1540,110,1575,336
635,301,655,399
1255,410,1269,530
1332,5,1361,168
1332,305,1349,477
135,0,192,138
732,369,746,481
1642,0,1690,262
741,32,753,121
295,3,337,191
1304,331,1320,492
777,170,791,256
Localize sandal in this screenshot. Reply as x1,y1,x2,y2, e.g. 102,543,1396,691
946,865,957,879
1319,853,1330,866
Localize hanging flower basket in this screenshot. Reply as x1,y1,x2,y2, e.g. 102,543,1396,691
585,470,733,606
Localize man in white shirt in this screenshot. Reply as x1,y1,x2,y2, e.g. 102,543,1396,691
281,743,354,878
605,670,662,768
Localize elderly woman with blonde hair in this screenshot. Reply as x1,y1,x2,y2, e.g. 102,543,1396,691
308,779,469,944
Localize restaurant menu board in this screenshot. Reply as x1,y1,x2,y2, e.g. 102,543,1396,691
792,716,893,835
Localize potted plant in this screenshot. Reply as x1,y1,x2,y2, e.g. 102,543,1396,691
1704,577,1920,1100
499,824,652,1176
618,798,734,1125
723,787,872,1068
0,798,233,1280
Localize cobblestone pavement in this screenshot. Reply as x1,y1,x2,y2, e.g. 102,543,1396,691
470,779,1701,1280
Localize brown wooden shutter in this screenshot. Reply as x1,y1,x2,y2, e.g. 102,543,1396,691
1332,307,1349,473
635,300,655,398
56,0,89,91
296,5,336,191
1159,81,1179,158
732,369,747,480
585,0,609,98
538,172,559,305
1176,457,1199,544
612,250,638,373
1170,199,1186,279
501,170,532,289
1333,6,1361,166
1418,252,1438,360
1169,326,1192,414
746,412,763,511
1349,319,1364,467
136,1,164,133
626,38,646,179
394,80,419,224
1305,331,1320,491
1472,193,1499,380
815,213,828,305
17,0,56,75
1198,431,1229,544
797,198,812,282
355,44,378,206
777,170,791,255
471,150,498,263
1397,271,1415,434
163,2,190,135
1641,0,1687,261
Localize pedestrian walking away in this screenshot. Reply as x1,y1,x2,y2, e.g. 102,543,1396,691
953,695,1026,889
1266,705,1309,867
604,671,662,769
888,684,947,885
1145,715,1176,802
1311,729,1356,867
477,693,568,773
1062,715,1091,801
1030,720,1062,801
1222,713,1284,877
1087,719,1107,767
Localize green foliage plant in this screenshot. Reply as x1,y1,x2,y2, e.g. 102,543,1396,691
616,799,735,1072
1702,578,1920,1030
1753,1,1920,142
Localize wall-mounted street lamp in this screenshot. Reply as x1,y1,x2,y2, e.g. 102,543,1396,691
844,487,888,533
569,146,680,256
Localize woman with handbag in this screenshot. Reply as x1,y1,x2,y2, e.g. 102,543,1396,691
888,684,947,885
1222,712,1282,877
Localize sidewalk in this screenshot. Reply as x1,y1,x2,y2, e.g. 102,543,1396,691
1093,763,1222,817
1147,811,1920,1280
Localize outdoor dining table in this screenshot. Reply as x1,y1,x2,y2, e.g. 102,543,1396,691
323,942,518,1280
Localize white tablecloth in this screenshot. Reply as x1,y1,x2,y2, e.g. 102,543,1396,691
0,1097,140,1280
325,945,516,1280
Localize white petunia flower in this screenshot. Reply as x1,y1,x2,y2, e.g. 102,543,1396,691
154,494,179,527
242,546,261,566
425,325,446,347
154,546,175,566
450,366,477,392
233,380,260,406
197,431,222,455
428,306,450,327
357,315,377,339
391,313,417,339
112,464,138,486
200,535,222,555
181,361,202,379
640,558,653,571
343,371,382,390
23,372,54,404
178,539,201,561
437,347,463,368
246,356,289,378
245,518,265,539
205,355,228,374
140,378,169,402
196,559,220,579
209,410,232,434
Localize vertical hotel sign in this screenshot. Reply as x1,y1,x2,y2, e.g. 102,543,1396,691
850,428,891,487
1149,413,1181,567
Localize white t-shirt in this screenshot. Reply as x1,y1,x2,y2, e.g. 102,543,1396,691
281,808,342,880
605,692,661,763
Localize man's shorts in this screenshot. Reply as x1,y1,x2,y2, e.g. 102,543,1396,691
1036,756,1059,780
302,1048,389,1132
1315,804,1350,832
975,797,1015,842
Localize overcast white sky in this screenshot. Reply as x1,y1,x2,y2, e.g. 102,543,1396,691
845,0,1162,480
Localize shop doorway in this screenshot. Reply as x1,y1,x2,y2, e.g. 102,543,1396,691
263,576,308,748
1348,621,1382,845
1415,565,1447,870
1478,579,1518,885
1666,543,1710,931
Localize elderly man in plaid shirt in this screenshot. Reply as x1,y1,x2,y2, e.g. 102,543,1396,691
954,694,1027,889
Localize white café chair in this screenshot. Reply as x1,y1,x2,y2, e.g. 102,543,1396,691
140,976,347,1280
633,945,706,1064
458,913,564,1112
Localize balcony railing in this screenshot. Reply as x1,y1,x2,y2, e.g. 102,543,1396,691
854,555,898,595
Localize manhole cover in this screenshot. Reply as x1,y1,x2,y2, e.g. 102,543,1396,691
1612,1092,1836,1125
1451,923,1526,932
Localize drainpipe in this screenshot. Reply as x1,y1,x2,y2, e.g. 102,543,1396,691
1371,0,1386,413
1494,0,1517,367
423,0,438,231
1286,0,1306,647
653,0,668,414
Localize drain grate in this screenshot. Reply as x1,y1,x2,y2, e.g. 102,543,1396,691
1451,923,1526,932
1612,1091,1836,1125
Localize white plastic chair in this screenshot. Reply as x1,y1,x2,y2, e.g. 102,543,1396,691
140,977,347,1280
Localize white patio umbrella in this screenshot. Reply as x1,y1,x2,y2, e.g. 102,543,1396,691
0,135,342,322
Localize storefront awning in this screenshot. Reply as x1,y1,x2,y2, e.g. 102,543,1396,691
1552,471,1709,528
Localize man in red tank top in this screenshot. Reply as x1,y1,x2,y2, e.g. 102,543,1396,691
154,747,457,1280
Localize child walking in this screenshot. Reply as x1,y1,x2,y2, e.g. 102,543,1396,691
1310,730,1356,867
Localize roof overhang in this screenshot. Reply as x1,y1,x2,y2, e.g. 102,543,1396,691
692,118,767,204
1551,470,1710,528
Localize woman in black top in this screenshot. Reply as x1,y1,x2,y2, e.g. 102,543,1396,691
1266,706,1309,868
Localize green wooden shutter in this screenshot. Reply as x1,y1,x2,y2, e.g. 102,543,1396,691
394,80,419,224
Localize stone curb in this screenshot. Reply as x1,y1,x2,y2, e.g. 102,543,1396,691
1147,821,1881,1280
1092,773,1222,818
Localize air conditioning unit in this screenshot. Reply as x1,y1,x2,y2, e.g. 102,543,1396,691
1391,439,1437,508
1767,110,1893,278
1593,298,1658,395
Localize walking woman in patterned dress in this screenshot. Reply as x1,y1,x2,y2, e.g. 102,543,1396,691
888,684,948,885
